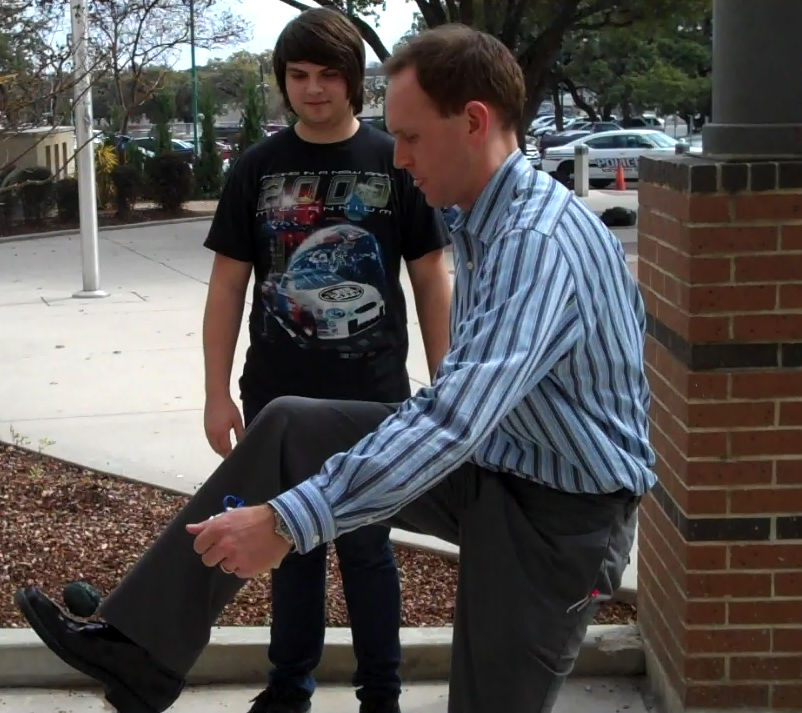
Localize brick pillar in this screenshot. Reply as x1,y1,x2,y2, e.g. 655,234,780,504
637,157,802,712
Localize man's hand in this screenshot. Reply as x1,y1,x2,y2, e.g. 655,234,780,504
204,394,245,457
186,504,292,578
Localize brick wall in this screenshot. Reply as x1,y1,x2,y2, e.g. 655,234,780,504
637,157,802,711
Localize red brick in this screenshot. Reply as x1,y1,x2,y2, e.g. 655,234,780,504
774,628,802,652
735,193,802,222
687,194,732,223
684,489,728,515
781,223,802,250
686,401,774,428
638,232,659,263
733,314,802,341
775,572,802,597
729,487,802,514
776,460,802,484
688,284,776,313
684,656,726,682
779,284,802,309
735,254,802,282
686,373,729,400
687,256,732,284
730,429,802,457
730,655,802,681
685,683,769,708
686,601,726,625
685,460,773,487
730,544,802,571
686,225,778,255
779,402,802,426
687,544,728,570
686,572,772,599
772,684,802,710
685,627,770,653
729,600,802,625
687,430,728,458
731,372,802,399
687,314,731,342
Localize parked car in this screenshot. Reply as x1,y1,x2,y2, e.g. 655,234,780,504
540,129,679,187
538,130,592,154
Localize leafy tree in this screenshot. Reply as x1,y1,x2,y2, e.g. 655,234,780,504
277,0,710,136
194,89,223,197
238,79,263,153
558,9,711,122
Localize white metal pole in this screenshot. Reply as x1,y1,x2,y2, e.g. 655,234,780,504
70,0,108,298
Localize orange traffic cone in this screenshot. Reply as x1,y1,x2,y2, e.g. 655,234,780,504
615,164,626,191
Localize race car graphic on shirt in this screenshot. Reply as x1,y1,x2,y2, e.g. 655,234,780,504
261,221,388,349
256,170,393,354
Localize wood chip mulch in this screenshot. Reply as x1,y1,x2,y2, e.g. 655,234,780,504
0,442,637,629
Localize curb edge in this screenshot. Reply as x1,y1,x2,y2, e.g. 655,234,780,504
0,214,214,244
0,624,644,688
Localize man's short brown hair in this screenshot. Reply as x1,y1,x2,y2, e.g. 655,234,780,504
383,24,525,130
274,8,365,115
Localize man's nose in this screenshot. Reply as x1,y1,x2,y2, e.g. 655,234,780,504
393,143,411,170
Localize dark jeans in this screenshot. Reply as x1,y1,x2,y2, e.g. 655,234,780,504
242,399,402,703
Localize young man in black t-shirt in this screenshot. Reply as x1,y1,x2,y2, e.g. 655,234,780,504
201,9,451,713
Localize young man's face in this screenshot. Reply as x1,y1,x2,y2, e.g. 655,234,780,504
385,66,473,209
284,62,353,127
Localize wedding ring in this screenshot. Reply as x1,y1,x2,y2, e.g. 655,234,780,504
220,563,235,574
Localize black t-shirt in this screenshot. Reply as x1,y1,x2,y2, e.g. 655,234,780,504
204,124,449,406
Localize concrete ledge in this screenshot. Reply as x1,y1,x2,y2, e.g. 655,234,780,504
0,624,644,688
0,214,213,244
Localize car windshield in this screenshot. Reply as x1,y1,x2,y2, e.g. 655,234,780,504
287,230,384,285
649,132,678,148
289,269,343,290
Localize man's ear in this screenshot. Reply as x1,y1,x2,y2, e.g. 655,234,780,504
464,100,490,145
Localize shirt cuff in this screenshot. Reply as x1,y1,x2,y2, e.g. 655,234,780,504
268,480,337,555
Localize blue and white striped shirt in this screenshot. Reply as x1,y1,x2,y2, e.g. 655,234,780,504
271,150,656,555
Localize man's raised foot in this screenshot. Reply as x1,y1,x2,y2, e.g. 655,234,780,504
13,587,184,712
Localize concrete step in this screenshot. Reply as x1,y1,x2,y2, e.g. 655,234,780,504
0,679,651,712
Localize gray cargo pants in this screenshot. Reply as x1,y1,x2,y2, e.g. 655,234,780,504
100,396,638,713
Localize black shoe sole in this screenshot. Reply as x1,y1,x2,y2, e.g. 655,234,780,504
14,590,160,713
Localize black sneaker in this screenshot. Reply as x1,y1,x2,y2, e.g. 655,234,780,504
247,687,312,713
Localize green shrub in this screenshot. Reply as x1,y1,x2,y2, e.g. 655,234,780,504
194,90,223,198
55,178,80,223
111,164,143,219
6,166,55,225
0,163,17,233
145,153,193,212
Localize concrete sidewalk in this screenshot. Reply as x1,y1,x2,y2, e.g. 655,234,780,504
0,679,652,712
0,219,637,595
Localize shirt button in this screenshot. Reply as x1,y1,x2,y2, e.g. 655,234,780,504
466,261,474,270
312,535,320,544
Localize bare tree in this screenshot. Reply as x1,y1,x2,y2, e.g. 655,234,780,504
89,0,253,132
0,1,100,170
0,1,108,233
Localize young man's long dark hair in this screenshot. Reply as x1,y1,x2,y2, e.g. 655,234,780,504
273,8,366,115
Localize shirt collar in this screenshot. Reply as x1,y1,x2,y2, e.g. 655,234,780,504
452,149,532,239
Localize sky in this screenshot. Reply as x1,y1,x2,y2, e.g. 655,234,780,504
173,0,418,69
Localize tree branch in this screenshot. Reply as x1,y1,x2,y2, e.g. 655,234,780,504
276,0,391,60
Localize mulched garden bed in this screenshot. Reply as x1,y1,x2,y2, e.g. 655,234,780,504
0,442,637,629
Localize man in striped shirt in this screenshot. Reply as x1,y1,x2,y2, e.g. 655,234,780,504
15,24,655,713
